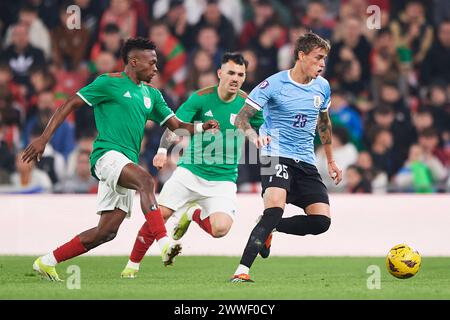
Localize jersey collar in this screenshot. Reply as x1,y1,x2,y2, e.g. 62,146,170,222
217,86,239,104
122,71,143,88
286,70,315,87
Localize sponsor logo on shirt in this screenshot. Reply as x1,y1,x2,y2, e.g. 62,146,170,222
123,91,131,98
204,110,213,117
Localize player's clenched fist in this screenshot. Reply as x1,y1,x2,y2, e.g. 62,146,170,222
153,153,167,170
249,134,270,149
327,160,343,185
256,135,271,148
202,120,220,131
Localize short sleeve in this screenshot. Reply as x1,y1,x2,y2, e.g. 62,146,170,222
76,74,109,107
249,109,264,130
320,82,331,112
245,79,274,111
148,90,175,125
175,94,201,122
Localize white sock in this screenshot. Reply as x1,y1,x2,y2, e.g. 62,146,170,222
157,236,170,252
41,253,57,267
126,260,140,270
234,264,249,276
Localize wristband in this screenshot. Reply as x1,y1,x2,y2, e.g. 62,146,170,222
157,148,167,155
194,123,204,134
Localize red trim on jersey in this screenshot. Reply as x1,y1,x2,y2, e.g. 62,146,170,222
197,86,215,96
107,72,123,78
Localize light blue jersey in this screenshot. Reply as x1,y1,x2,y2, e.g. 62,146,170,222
246,70,331,165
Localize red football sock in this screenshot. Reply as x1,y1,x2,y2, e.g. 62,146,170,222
53,235,88,263
192,209,213,236
144,207,167,241
129,221,155,263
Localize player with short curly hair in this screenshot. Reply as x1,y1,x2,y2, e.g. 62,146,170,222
22,37,218,281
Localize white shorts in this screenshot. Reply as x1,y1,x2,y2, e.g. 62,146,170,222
94,150,135,217
158,167,238,220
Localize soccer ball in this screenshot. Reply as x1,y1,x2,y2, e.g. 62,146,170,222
386,244,421,279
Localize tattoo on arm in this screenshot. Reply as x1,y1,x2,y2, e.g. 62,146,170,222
236,104,259,138
159,128,178,149
318,111,332,145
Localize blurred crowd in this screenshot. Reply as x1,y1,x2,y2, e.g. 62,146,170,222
0,0,448,194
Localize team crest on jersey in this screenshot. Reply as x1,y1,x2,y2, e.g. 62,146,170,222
313,95,322,109
259,80,269,89
230,113,237,125
144,96,151,109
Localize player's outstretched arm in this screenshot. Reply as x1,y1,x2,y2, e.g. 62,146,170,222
318,110,343,185
153,117,219,169
22,95,85,163
164,116,219,136
235,104,270,148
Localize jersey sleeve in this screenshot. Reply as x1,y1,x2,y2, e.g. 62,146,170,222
249,109,264,130
245,79,275,111
175,94,201,122
76,74,109,107
320,81,331,112
148,90,175,125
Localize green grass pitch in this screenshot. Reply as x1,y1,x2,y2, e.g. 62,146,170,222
1,256,449,299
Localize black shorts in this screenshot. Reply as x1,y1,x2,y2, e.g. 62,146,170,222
260,156,329,209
